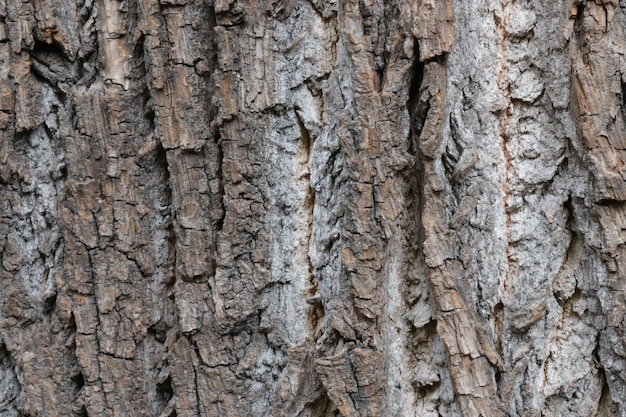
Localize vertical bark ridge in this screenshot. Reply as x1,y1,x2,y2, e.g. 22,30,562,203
570,1,626,413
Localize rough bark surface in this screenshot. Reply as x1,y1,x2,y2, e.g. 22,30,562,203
0,0,625,416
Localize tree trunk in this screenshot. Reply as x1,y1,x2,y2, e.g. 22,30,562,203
0,0,625,415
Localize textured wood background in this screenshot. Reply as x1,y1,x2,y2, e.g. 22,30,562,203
0,0,625,416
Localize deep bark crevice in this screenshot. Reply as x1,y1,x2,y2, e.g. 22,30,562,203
71,371,85,393
30,38,69,61
574,3,590,64
407,38,426,253
620,75,626,115
43,292,58,316
407,39,425,138
156,374,174,403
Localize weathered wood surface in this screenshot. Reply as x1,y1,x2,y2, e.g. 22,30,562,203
0,0,625,416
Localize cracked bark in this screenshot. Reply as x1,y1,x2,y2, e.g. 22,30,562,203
1,0,626,416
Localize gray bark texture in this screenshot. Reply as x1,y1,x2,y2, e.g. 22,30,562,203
0,0,625,415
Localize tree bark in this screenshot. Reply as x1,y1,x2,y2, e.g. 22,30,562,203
0,0,625,416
